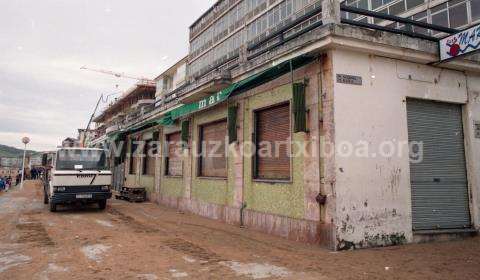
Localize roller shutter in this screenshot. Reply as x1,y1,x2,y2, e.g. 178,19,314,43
166,132,183,176
199,120,227,177
407,99,470,231
255,103,291,180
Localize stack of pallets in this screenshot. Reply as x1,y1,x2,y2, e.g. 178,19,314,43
115,186,146,203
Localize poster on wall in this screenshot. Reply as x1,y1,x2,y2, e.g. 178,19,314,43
439,24,480,61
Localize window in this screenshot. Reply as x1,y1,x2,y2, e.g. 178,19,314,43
165,132,183,176
449,2,468,28
198,120,227,178
431,5,448,28
371,0,383,9
389,1,406,15
56,149,108,171
254,103,291,181
472,0,480,21
129,140,138,174
143,139,156,176
406,0,424,10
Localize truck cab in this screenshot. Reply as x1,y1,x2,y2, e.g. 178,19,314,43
44,148,112,212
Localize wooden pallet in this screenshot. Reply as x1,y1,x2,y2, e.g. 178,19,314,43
115,186,146,203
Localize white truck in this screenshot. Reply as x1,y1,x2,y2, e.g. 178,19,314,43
44,148,112,212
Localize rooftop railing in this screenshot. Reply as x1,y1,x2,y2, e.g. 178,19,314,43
163,0,460,109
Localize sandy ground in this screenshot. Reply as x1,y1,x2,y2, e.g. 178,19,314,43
0,181,479,280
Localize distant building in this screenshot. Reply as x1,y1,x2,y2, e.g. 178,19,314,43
0,157,21,167
77,129,95,147
61,137,79,148
89,84,156,148
30,155,43,167
0,156,28,179
0,166,19,178
154,56,188,109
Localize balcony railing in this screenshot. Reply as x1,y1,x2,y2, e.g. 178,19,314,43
161,68,232,105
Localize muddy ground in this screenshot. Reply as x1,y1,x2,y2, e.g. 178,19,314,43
0,181,479,280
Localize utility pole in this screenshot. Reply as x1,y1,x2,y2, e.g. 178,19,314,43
83,92,121,147
85,94,103,132
20,137,30,189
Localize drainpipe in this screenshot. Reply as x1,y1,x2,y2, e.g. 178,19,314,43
240,202,247,228
240,99,247,229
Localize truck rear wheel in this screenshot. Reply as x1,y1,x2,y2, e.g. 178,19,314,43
98,199,107,210
49,201,57,212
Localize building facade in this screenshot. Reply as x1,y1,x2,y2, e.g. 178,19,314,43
93,0,480,249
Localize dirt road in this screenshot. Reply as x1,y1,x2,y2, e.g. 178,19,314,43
0,181,479,280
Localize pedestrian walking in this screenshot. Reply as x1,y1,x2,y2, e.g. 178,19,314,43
0,177,5,192
5,176,11,192
16,173,21,185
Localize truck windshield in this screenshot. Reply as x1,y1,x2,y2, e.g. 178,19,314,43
56,149,108,171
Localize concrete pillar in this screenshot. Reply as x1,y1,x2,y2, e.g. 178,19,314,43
322,0,341,25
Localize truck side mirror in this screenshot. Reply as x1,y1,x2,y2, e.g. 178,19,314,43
42,154,47,166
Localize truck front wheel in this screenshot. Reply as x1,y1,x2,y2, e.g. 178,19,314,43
98,200,107,210
49,201,57,212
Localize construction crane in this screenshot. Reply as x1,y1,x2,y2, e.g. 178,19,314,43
80,66,156,87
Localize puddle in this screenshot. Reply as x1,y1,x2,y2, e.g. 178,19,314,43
169,269,188,278
0,251,31,273
220,261,290,279
137,274,158,280
47,263,69,273
182,256,196,263
163,238,224,264
81,244,111,262
95,220,114,228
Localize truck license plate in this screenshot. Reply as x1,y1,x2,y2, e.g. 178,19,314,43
76,194,92,199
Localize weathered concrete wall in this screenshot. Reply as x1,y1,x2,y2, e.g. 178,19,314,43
330,49,476,249
320,51,339,249
465,72,480,230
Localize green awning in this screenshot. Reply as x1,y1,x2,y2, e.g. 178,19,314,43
119,55,314,129
167,71,261,121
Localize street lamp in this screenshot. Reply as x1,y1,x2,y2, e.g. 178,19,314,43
20,136,30,189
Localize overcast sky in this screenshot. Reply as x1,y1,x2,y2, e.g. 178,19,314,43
0,0,215,151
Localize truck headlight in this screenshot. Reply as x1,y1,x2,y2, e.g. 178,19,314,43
101,186,110,191
55,186,66,192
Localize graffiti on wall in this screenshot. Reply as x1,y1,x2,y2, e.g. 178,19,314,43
440,24,480,61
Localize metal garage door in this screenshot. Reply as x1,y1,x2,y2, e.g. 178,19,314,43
407,99,471,231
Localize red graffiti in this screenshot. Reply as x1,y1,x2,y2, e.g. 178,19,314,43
449,43,460,57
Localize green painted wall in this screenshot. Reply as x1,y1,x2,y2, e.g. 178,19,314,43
161,177,184,198
126,174,136,187
191,105,229,205
139,175,155,193
160,125,185,198
242,84,306,219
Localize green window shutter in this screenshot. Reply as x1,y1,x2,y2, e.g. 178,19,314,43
228,105,238,144
152,131,160,155
181,120,190,144
293,83,307,133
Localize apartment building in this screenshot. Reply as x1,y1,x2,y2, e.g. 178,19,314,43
345,0,479,32
90,84,156,148
98,0,480,249
155,57,188,109
0,157,21,179
115,59,188,196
